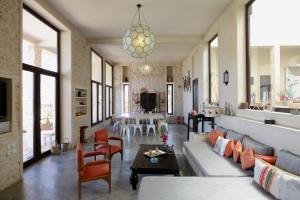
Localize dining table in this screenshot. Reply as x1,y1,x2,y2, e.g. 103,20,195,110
114,112,165,120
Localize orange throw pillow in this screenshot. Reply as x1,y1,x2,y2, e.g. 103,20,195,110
224,139,235,157
209,131,224,146
208,130,215,144
240,148,255,169
233,141,242,162
255,154,277,165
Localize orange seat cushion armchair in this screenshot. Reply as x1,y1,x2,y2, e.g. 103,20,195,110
77,144,111,199
94,129,123,160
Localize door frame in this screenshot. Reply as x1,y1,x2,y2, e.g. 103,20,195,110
23,65,61,168
22,4,60,167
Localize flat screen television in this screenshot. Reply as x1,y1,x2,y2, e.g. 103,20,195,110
0,82,7,117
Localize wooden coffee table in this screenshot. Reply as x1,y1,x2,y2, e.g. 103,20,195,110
130,144,180,190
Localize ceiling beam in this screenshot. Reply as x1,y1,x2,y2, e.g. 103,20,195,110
87,36,202,45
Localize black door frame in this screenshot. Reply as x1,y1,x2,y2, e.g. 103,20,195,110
23,4,60,168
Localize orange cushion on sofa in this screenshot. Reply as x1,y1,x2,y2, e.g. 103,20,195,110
233,141,242,162
255,154,277,165
224,139,235,157
208,131,224,146
240,148,255,169
208,130,215,144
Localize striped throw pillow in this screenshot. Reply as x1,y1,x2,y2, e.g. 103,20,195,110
254,158,300,200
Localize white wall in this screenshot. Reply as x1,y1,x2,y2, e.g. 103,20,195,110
114,64,183,116
182,0,248,124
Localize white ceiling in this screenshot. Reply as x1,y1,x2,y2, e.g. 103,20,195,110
47,0,232,64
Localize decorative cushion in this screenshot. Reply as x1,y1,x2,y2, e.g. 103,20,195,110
208,131,224,146
214,136,230,156
233,141,242,163
225,130,244,141
240,148,255,169
254,158,281,199
254,158,300,200
224,139,235,158
275,150,300,176
242,136,274,156
255,155,277,165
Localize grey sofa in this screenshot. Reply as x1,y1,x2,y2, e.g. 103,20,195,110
138,177,274,200
137,127,278,200
183,135,253,177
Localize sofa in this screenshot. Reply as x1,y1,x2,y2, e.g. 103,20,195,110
137,126,300,200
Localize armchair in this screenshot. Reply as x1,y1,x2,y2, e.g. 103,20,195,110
76,144,111,199
94,129,123,160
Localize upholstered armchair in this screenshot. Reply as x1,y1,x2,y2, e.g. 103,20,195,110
94,129,123,160
76,144,111,199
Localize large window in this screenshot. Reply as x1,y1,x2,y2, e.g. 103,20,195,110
91,50,103,125
123,84,130,113
246,0,300,113
105,62,113,118
167,84,174,115
208,35,219,104
22,5,60,166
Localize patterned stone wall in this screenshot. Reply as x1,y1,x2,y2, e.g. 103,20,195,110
114,64,183,116
0,0,22,191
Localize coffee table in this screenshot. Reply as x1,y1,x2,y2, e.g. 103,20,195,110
130,144,180,190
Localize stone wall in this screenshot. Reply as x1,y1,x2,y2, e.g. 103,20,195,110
0,0,22,191
114,64,183,116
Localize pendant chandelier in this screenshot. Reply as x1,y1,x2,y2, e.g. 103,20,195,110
123,4,155,58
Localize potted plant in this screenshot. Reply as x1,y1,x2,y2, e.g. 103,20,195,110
160,126,168,145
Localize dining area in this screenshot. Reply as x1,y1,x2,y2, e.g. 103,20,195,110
112,112,169,137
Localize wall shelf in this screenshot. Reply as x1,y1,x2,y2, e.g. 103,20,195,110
75,88,88,117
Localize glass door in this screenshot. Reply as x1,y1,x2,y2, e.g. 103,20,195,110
22,71,34,162
40,75,56,153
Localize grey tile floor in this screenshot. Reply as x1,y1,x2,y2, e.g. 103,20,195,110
0,124,194,200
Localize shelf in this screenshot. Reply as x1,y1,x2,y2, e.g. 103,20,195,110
75,113,87,117
76,105,87,107
75,96,88,99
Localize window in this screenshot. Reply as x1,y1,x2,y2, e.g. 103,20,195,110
91,50,103,125
167,84,174,115
246,0,300,113
123,84,130,113
105,62,113,118
23,8,58,72
208,35,219,104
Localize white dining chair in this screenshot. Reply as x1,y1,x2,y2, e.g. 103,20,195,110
112,114,121,133
146,117,156,136
120,118,129,136
159,115,169,133
133,117,143,136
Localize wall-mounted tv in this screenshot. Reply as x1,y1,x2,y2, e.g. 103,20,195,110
0,81,7,117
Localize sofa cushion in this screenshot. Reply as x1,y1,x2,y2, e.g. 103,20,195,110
224,139,235,158
138,177,275,200
275,150,300,176
255,155,277,165
255,158,300,200
240,148,255,170
208,131,224,146
242,136,274,156
226,130,244,141
233,141,242,163
183,140,253,177
214,136,230,156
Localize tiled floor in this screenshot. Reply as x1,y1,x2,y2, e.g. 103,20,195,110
0,124,193,200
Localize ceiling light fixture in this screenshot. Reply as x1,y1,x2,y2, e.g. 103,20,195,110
123,4,155,58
